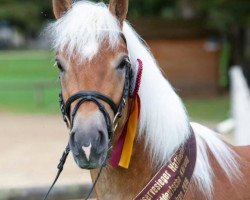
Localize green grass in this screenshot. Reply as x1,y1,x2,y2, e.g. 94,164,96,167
0,50,230,121
0,88,60,114
184,95,230,122
0,50,56,82
0,50,60,114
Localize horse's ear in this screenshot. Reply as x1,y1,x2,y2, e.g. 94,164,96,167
52,0,72,19
109,0,128,26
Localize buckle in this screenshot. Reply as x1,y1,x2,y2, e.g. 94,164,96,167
113,112,121,132
63,115,71,129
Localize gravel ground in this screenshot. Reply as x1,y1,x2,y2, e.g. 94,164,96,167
0,113,92,190
0,113,234,193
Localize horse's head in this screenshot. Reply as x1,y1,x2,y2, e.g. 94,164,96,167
52,0,130,169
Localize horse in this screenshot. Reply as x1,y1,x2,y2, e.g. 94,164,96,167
47,0,250,199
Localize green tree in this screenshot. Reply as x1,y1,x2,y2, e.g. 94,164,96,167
90,0,176,18
199,0,250,65
1,0,250,69
0,0,52,37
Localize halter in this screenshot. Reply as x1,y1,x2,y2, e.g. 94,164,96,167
59,59,133,158
44,34,134,200
60,58,132,132
59,33,130,135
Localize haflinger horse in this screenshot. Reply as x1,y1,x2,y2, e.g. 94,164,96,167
47,0,250,199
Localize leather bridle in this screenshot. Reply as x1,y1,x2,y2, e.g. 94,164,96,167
43,34,133,200
60,57,132,134
59,58,133,157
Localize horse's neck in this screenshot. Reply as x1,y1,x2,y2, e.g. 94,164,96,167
90,136,155,200
186,144,250,200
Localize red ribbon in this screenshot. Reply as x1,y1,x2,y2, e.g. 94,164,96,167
109,59,143,168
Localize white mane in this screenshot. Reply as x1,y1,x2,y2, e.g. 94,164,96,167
123,22,241,199
123,23,191,163
48,1,241,199
47,1,121,61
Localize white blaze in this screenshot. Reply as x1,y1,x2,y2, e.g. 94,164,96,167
82,143,92,161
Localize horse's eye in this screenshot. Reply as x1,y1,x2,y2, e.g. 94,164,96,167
117,59,129,70
55,61,64,72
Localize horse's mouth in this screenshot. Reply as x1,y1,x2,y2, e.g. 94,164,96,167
75,159,96,169
73,155,106,169
71,144,108,170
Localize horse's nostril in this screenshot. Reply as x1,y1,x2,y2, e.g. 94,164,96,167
70,125,108,156
71,132,76,139
69,131,81,156
95,130,107,153
98,130,105,146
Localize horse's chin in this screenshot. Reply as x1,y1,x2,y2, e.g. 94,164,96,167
68,126,109,169
73,152,107,170
77,163,97,170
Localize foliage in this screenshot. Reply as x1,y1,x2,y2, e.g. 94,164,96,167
93,0,176,18
0,0,52,37
1,0,250,37
199,0,250,33
0,0,179,36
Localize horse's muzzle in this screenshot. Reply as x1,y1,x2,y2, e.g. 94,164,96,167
69,116,109,169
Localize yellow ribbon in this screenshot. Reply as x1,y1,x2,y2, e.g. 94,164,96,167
118,95,139,169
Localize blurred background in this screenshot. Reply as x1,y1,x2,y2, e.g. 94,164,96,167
0,0,250,199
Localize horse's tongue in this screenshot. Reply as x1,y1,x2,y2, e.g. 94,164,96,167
109,127,127,167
